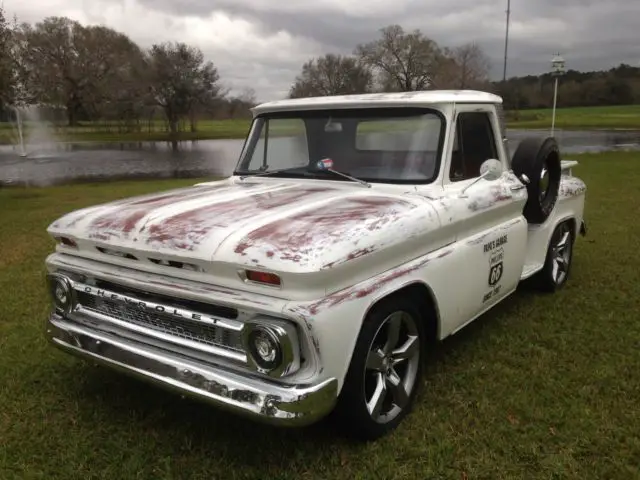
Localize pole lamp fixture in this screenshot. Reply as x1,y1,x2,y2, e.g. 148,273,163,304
550,53,566,136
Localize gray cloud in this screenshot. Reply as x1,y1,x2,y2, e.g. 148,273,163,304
137,0,640,81
4,0,639,100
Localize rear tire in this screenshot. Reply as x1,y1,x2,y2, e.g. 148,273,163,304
511,136,562,224
333,294,426,441
532,221,575,292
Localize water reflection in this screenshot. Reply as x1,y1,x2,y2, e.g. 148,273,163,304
0,129,638,187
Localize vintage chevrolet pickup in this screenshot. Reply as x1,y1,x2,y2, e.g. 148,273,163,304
44,90,587,440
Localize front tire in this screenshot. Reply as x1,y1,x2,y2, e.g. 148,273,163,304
333,295,426,441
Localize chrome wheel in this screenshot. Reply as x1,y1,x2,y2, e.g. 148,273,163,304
551,223,572,285
363,311,420,424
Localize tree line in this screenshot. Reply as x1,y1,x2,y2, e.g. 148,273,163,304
289,25,492,98
0,7,256,132
289,24,640,111
500,63,640,111
1,5,638,134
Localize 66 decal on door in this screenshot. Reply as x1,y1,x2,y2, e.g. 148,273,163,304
483,248,505,303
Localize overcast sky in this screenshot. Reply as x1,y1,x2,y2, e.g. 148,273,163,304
4,0,639,101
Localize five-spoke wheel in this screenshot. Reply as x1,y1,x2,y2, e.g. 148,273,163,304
364,312,420,424
333,295,427,440
533,220,575,292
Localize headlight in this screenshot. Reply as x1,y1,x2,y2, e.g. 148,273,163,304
47,274,75,315
247,327,282,370
242,321,300,377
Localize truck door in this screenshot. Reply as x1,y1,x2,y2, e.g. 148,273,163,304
441,105,529,332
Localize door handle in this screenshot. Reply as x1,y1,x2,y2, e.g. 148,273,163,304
510,184,526,191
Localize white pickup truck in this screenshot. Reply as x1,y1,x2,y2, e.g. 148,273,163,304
44,90,587,440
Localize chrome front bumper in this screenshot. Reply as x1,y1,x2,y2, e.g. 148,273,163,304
46,314,338,427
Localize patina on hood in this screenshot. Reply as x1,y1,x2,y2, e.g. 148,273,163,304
48,179,442,274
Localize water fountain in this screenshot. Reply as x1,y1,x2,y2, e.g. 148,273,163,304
7,103,60,158
12,106,27,157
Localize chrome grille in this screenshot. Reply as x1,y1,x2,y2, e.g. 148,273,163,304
76,291,244,352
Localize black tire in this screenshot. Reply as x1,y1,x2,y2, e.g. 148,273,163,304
333,294,426,441
511,136,562,224
531,221,575,292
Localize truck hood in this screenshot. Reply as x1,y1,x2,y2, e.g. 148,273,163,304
48,179,441,274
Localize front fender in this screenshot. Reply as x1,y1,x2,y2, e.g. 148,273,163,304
282,246,456,393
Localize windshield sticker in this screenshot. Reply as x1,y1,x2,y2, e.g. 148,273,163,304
317,158,334,170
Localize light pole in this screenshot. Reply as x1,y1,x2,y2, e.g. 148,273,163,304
550,53,565,136
502,0,511,82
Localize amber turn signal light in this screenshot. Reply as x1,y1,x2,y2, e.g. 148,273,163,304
245,270,281,286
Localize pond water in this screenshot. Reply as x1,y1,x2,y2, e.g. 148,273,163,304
0,129,638,187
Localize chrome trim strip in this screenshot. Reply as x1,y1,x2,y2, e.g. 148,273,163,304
46,315,338,427
70,306,247,363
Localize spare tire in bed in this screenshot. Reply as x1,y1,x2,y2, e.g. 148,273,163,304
511,136,562,224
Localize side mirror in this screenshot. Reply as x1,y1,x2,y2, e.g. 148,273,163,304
459,159,504,197
479,159,504,181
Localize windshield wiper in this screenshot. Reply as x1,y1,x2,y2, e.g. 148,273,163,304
238,166,307,180
238,162,371,188
311,166,371,188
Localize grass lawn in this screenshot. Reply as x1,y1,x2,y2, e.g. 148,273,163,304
1,151,639,479
505,104,640,130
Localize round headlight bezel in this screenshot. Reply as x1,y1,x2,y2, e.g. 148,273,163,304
47,274,75,316
242,321,299,378
247,327,283,371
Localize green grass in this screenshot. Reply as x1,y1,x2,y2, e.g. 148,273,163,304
1,152,640,479
505,104,640,130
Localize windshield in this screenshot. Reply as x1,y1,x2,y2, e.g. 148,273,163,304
234,107,445,184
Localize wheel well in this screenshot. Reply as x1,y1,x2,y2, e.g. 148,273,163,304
369,282,440,343
555,216,576,240
565,217,577,239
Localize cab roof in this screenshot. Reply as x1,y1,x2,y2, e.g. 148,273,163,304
252,90,503,115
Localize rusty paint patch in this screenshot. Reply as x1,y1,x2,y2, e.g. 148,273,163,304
234,196,417,267
145,187,332,250
323,246,377,270
468,185,513,212
85,185,245,241
559,176,587,198
297,247,455,316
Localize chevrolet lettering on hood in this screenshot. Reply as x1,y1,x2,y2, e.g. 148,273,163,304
43,90,588,441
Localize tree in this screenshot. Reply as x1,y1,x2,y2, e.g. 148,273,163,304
73,25,147,122
355,25,445,92
16,17,144,125
147,42,222,134
0,4,18,109
288,53,372,98
449,43,491,89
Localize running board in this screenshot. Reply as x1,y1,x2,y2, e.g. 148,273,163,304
521,263,544,280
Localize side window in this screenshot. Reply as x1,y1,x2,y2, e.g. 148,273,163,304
449,112,499,182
